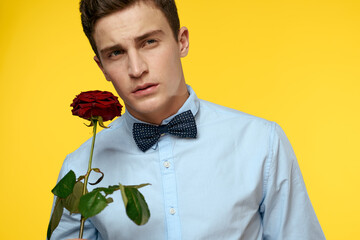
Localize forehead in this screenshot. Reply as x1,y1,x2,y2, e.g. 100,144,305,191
93,2,171,49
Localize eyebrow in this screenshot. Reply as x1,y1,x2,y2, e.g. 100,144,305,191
100,44,124,56
99,29,164,56
135,29,164,42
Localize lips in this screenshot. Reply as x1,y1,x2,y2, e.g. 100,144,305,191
132,83,159,96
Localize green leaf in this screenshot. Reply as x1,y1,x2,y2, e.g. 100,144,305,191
51,170,76,198
47,197,64,240
79,190,108,219
94,185,120,196
126,183,151,189
106,197,114,204
123,186,150,225
63,181,84,214
119,184,128,206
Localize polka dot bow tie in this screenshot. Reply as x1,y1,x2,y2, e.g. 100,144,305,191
133,110,197,152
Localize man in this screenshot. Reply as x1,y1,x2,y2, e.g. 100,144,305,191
51,0,325,239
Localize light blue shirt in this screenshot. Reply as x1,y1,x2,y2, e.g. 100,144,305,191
51,86,325,240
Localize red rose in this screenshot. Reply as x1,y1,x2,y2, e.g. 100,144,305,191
71,90,123,121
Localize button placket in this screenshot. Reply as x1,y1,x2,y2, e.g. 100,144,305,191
158,135,182,239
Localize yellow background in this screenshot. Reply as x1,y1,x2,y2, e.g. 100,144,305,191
0,0,359,239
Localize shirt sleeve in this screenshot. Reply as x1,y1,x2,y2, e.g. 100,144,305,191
260,122,326,240
49,155,100,240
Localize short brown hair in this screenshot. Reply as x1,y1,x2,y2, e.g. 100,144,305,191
79,0,180,58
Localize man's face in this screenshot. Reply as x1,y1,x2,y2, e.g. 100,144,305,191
93,2,189,124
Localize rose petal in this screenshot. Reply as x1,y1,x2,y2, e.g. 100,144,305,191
71,90,122,121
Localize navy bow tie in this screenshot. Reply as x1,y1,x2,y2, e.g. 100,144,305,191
133,110,197,152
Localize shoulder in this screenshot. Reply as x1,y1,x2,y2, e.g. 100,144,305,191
64,116,128,168
197,99,274,131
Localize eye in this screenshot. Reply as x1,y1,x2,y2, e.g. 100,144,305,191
147,39,156,44
109,50,124,58
143,39,157,47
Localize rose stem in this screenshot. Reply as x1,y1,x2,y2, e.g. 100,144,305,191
79,118,98,239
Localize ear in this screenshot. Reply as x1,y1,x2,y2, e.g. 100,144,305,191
94,56,111,82
178,27,189,58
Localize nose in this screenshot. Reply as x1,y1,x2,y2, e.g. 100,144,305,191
128,50,148,78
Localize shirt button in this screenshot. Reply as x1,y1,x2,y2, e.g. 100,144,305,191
163,161,170,168
169,208,176,215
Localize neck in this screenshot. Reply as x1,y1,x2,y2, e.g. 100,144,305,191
129,91,189,125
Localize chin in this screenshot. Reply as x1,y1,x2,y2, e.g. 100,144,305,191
137,98,164,112
129,102,160,114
